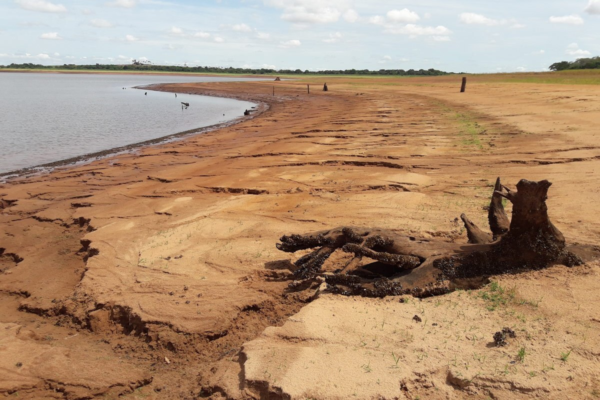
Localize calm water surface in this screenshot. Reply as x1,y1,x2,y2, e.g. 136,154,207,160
0,73,259,174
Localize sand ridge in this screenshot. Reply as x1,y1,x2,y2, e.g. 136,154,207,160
1,75,600,399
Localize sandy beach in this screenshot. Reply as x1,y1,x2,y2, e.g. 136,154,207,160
2,73,600,399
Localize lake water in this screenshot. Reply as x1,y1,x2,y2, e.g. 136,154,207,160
0,73,259,175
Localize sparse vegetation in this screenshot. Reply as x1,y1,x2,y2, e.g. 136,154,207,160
517,347,526,363
479,282,516,311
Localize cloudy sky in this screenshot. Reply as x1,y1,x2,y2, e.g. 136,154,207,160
1,0,599,73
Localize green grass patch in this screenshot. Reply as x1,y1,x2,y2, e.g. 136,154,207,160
479,281,516,311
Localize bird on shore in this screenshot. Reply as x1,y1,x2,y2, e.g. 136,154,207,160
181,102,190,109
145,92,147,95
175,93,177,98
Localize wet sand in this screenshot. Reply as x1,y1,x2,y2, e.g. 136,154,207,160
1,74,600,399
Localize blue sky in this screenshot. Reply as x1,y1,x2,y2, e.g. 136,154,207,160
0,0,598,72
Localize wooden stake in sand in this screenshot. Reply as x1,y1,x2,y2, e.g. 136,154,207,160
273,86,275,96
460,77,467,93
307,84,310,94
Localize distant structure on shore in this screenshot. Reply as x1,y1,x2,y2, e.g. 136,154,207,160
274,77,281,81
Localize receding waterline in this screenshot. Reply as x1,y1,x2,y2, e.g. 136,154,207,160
0,73,260,176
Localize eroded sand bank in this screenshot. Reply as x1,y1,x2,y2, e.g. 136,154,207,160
1,75,600,399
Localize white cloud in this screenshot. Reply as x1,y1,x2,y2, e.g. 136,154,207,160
323,32,342,43
0,52,52,60
256,32,270,40
107,0,136,8
383,55,392,60
90,19,114,28
566,43,590,56
370,9,420,25
459,13,523,28
369,9,451,39
549,15,584,25
125,34,138,41
262,63,276,69
194,31,211,39
460,13,502,26
15,0,66,13
266,0,351,24
532,49,545,55
586,0,600,14
516,66,526,72
343,9,358,23
280,39,301,48
433,35,451,42
40,32,61,39
169,26,184,36
232,23,252,32
369,16,386,25
385,24,451,37
81,9,93,15
214,36,224,43
386,9,420,23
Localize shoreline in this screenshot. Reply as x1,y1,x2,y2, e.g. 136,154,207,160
0,83,270,182
1,77,600,399
0,68,267,79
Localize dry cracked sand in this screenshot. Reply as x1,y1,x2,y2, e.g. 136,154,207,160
1,72,600,399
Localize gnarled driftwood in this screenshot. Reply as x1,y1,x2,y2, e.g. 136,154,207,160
276,178,599,298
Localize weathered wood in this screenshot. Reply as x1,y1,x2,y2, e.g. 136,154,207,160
460,77,467,93
276,178,599,298
488,177,510,239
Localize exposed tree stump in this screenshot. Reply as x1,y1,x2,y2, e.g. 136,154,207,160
276,178,600,298
323,83,328,92
460,77,467,93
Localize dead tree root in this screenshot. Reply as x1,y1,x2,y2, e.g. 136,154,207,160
276,178,600,298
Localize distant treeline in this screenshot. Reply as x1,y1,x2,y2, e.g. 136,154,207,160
550,57,600,71
0,63,451,76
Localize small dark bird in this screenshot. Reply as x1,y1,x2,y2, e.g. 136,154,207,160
175,93,177,97
244,109,250,116
145,92,147,95
181,102,190,109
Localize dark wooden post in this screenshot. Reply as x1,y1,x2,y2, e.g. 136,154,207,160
460,77,467,93
307,84,310,94
273,86,275,96
323,83,328,92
